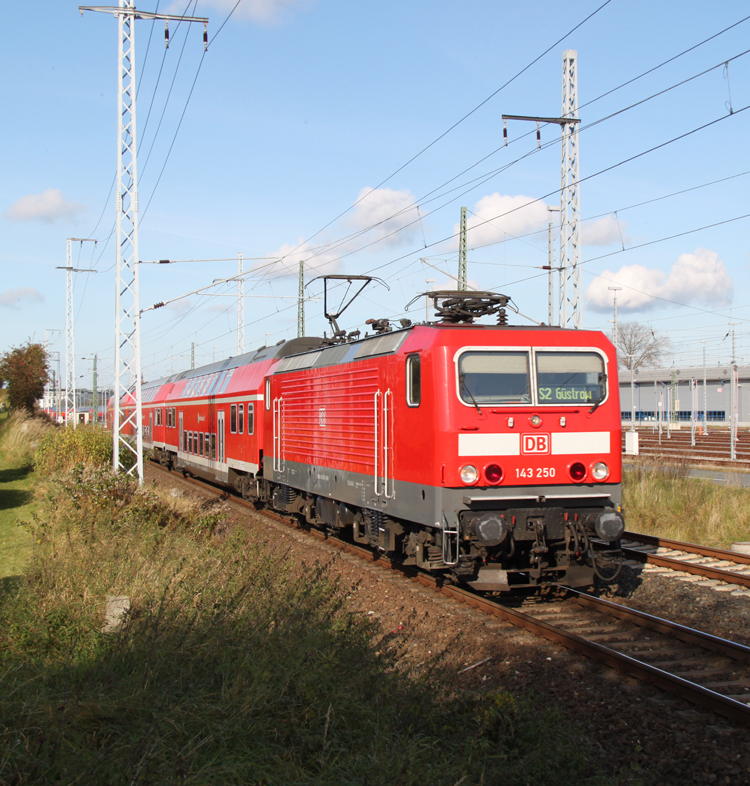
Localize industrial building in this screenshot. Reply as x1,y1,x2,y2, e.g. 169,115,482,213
618,365,750,427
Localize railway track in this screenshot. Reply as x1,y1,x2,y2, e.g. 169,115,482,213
149,463,750,727
622,429,750,468
620,531,750,592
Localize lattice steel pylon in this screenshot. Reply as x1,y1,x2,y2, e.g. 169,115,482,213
560,49,581,328
80,1,208,482
237,253,245,355
60,238,97,429
64,242,76,428
457,206,468,291
297,260,305,337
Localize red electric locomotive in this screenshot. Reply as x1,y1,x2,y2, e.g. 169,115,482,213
138,288,624,592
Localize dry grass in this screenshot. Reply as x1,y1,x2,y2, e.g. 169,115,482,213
623,458,750,548
0,410,51,468
0,469,606,786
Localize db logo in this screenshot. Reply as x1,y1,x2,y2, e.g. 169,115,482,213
522,433,550,454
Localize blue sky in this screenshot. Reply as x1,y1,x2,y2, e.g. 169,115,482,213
2,0,750,387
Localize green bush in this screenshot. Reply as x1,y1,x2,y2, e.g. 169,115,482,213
33,424,134,474
0,471,610,785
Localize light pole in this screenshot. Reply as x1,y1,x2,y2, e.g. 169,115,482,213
608,286,622,351
625,353,636,432
700,340,708,435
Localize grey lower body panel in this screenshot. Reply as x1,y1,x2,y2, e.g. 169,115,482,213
265,457,620,527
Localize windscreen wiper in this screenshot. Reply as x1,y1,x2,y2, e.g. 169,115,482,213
459,374,483,415
588,373,607,415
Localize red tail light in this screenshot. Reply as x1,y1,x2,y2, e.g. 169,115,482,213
569,462,586,482
485,464,503,484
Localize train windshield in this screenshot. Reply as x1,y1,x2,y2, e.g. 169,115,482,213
458,351,531,404
535,352,605,405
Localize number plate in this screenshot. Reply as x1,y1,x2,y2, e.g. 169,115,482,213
515,467,557,479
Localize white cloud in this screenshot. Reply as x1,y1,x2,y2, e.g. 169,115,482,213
263,239,342,278
4,189,85,224
581,214,629,247
0,287,44,309
182,0,311,24
346,187,422,248
459,193,548,249
585,247,733,312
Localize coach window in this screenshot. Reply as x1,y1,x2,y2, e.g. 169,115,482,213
457,351,531,405
406,354,421,407
535,351,605,405
183,429,188,452
247,402,255,435
204,433,209,457
265,378,271,410
210,434,216,460
188,432,193,453
198,432,203,456
238,403,244,434
230,404,237,433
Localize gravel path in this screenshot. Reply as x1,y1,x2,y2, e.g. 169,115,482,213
147,466,750,786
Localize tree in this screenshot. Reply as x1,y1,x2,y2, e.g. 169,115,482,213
0,341,49,413
611,321,671,371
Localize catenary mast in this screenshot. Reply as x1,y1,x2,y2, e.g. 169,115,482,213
80,1,208,482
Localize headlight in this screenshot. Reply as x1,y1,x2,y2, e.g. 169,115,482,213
460,464,478,484
592,461,609,480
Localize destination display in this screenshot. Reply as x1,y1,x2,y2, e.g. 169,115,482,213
538,385,597,402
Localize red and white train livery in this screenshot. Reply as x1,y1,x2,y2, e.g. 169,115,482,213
135,296,624,592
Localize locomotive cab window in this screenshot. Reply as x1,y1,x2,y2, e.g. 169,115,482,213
535,352,606,405
406,354,421,407
458,351,530,405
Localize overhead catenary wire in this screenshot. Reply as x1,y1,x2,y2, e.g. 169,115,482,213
280,54,750,279
262,14,750,275
132,14,750,374
277,0,615,260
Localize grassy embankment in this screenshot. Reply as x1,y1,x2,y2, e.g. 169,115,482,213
0,416,612,785
623,457,750,548
0,410,43,581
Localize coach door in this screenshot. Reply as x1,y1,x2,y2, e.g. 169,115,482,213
217,410,225,464
374,389,394,498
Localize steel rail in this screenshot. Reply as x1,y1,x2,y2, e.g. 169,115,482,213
623,531,750,564
147,462,750,726
620,531,750,588
622,547,750,588
436,583,750,725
